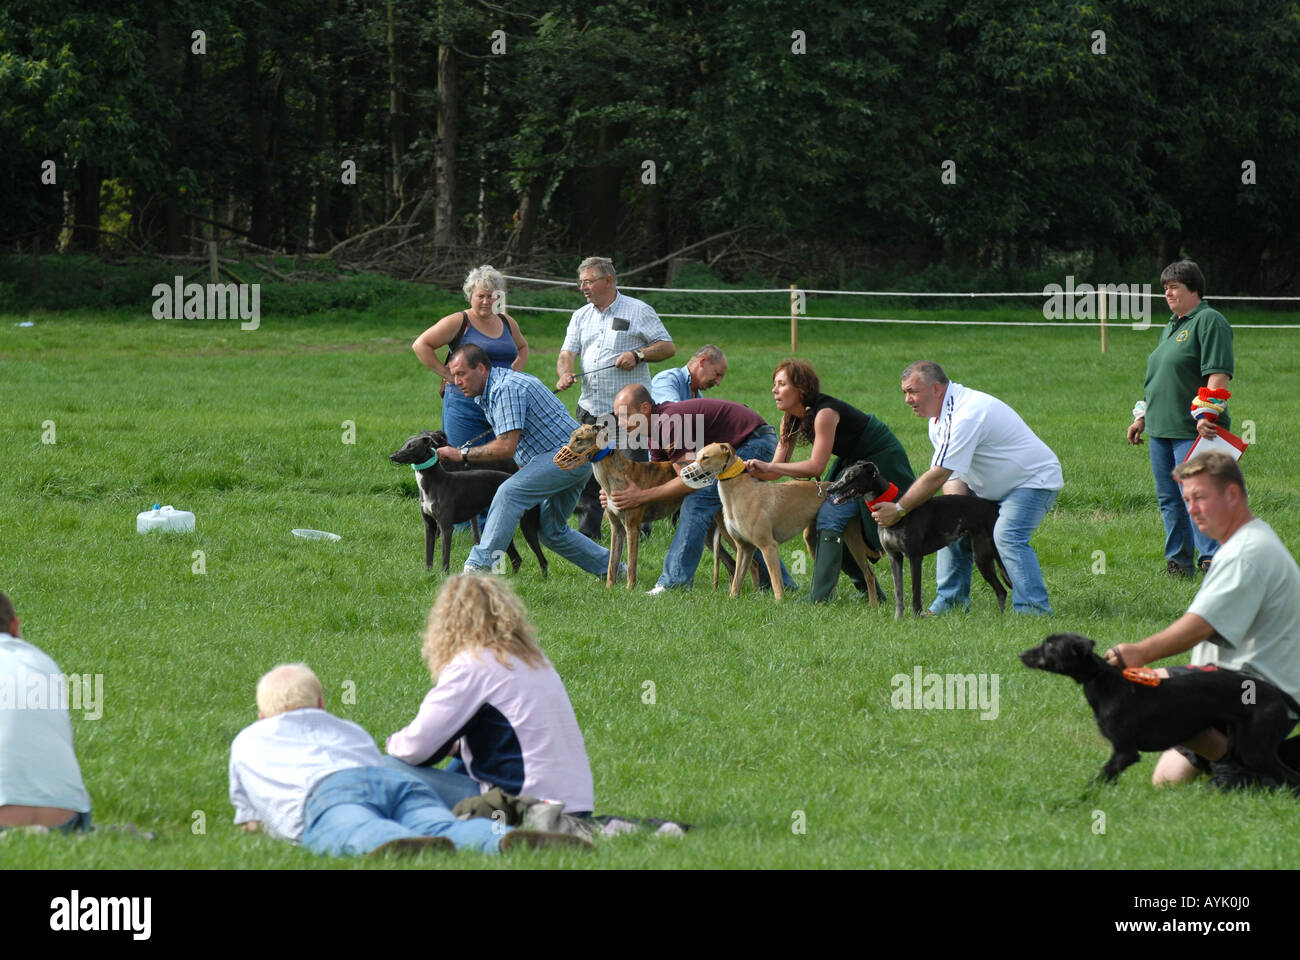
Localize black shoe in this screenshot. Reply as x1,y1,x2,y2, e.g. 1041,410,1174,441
1198,556,1213,575
1166,560,1194,579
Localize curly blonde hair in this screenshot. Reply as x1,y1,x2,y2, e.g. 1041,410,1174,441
420,574,547,679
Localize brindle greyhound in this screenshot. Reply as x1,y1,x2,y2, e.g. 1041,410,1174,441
555,424,747,590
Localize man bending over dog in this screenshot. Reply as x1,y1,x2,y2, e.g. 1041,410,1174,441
650,344,728,404
604,384,796,594
1106,453,1300,785
877,361,1063,615
437,343,613,578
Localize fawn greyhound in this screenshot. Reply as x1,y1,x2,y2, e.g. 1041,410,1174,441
693,442,881,602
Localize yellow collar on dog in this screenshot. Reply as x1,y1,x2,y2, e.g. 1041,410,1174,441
717,457,747,480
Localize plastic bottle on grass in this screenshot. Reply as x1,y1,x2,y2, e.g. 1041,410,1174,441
137,504,195,534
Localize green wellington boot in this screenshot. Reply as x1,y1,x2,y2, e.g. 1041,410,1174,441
804,529,845,603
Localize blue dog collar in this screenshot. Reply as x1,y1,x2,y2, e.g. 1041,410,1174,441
410,452,439,470
590,444,617,463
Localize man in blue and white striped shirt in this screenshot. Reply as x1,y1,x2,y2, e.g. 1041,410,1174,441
436,344,611,576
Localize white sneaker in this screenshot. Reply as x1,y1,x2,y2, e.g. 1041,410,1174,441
645,584,669,596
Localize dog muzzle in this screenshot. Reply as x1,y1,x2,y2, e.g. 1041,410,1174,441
679,460,717,489
553,443,591,469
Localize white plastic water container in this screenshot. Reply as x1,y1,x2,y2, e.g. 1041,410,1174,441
136,504,196,534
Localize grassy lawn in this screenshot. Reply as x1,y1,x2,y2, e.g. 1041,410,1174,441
3,290,1299,869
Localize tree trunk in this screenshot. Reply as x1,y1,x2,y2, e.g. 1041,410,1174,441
435,43,458,245
515,176,545,258
244,26,272,247
388,2,405,215
70,161,101,252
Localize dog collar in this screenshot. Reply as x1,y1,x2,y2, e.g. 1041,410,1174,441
717,458,747,481
590,444,616,463
410,453,439,470
865,482,899,509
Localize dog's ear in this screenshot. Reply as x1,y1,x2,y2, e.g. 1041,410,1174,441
1047,633,1094,655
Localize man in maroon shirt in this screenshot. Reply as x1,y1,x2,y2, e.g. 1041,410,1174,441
604,384,796,594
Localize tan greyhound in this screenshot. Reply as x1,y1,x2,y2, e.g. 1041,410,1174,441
694,442,881,602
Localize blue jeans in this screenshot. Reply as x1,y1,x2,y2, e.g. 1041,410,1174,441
657,432,796,590
382,755,483,809
467,453,610,575
932,486,1060,615
1150,436,1218,567
815,494,860,532
300,765,503,856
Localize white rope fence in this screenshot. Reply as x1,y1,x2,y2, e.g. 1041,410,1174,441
500,274,1300,342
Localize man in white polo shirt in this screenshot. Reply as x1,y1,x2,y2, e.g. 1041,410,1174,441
875,361,1063,615
0,591,93,833
1105,453,1300,785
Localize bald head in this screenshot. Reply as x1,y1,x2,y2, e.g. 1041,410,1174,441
256,663,324,719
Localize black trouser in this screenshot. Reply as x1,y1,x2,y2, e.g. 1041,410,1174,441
573,405,649,540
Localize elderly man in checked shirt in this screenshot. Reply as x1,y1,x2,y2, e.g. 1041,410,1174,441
436,343,613,576
556,256,675,538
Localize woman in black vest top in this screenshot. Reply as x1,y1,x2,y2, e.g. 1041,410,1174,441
748,359,915,603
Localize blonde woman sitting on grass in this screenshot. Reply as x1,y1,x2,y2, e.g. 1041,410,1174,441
384,574,594,816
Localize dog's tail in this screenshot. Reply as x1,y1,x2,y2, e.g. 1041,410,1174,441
992,544,1013,591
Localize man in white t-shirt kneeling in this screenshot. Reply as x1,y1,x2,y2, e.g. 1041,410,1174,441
877,361,1063,615
1106,453,1300,785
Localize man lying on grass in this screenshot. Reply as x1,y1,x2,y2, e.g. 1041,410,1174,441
228,662,590,857
1105,453,1300,785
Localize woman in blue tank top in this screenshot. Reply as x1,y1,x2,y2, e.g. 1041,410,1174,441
412,265,530,447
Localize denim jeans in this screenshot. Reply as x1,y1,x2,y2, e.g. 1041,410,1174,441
381,755,483,809
300,765,503,856
467,453,610,575
932,486,1060,615
1150,436,1218,567
656,432,796,590
815,494,860,532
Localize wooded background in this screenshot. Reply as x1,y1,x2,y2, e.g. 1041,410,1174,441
3,0,1299,290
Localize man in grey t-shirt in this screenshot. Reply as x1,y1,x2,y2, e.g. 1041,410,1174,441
1107,453,1300,784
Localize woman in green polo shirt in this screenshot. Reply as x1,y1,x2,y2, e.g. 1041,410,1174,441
1126,260,1233,577
748,358,916,603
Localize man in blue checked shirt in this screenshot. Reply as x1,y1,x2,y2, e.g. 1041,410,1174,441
437,344,612,576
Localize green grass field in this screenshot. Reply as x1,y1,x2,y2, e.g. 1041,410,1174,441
3,289,1300,870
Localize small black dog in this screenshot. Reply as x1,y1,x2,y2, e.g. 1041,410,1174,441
390,430,547,577
826,460,1009,618
1020,632,1300,789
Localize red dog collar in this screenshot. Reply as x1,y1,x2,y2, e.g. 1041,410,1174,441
865,482,899,509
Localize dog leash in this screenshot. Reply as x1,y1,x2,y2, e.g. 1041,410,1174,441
552,363,621,394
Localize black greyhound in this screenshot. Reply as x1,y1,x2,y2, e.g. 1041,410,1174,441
1021,632,1300,790
826,460,1009,618
390,430,547,577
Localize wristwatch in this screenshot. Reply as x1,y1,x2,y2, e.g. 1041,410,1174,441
460,443,472,462
895,504,908,518
633,349,646,363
